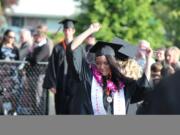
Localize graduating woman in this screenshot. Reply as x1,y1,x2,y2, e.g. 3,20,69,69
68,23,152,115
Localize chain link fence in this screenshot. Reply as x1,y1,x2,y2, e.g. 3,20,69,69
0,60,49,115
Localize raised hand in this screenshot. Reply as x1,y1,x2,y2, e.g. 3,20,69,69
89,22,101,33
71,22,101,50
146,47,153,59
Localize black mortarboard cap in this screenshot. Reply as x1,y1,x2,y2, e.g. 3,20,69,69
112,37,138,60
58,18,77,29
90,41,123,58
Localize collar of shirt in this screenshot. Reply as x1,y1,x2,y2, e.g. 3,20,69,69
36,38,47,47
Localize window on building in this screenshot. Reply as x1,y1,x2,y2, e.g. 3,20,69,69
11,16,24,27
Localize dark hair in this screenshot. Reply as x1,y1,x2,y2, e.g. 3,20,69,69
151,62,163,73
105,55,124,90
0,29,14,46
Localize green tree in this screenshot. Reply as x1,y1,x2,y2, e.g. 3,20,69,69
0,0,18,37
47,32,64,45
75,0,167,49
152,0,180,47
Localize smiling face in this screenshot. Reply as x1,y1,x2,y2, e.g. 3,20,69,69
95,55,111,76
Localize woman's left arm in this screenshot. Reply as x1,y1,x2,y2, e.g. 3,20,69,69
131,47,153,102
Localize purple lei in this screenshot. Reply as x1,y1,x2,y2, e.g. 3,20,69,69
91,66,125,93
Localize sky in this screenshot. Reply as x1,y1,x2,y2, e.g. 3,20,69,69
8,0,79,16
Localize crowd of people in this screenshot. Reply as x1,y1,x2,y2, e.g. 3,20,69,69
0,24,53,115
0,18,180,115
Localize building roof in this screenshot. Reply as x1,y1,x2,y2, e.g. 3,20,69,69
5,0,79,18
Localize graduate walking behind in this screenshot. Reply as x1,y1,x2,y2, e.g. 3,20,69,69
43,19,77,114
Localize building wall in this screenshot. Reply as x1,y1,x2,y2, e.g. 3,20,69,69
6,16,61,32
46,19,61,32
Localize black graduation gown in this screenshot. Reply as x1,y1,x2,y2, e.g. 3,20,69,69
69,44,150,115
43,42,67,114
64,45,87,114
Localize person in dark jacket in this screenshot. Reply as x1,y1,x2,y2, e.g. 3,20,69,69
26,28,50,64
142,70,180,114
36,24,54,55
23,28,50,114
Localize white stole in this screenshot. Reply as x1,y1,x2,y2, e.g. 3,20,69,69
91,77,126,115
